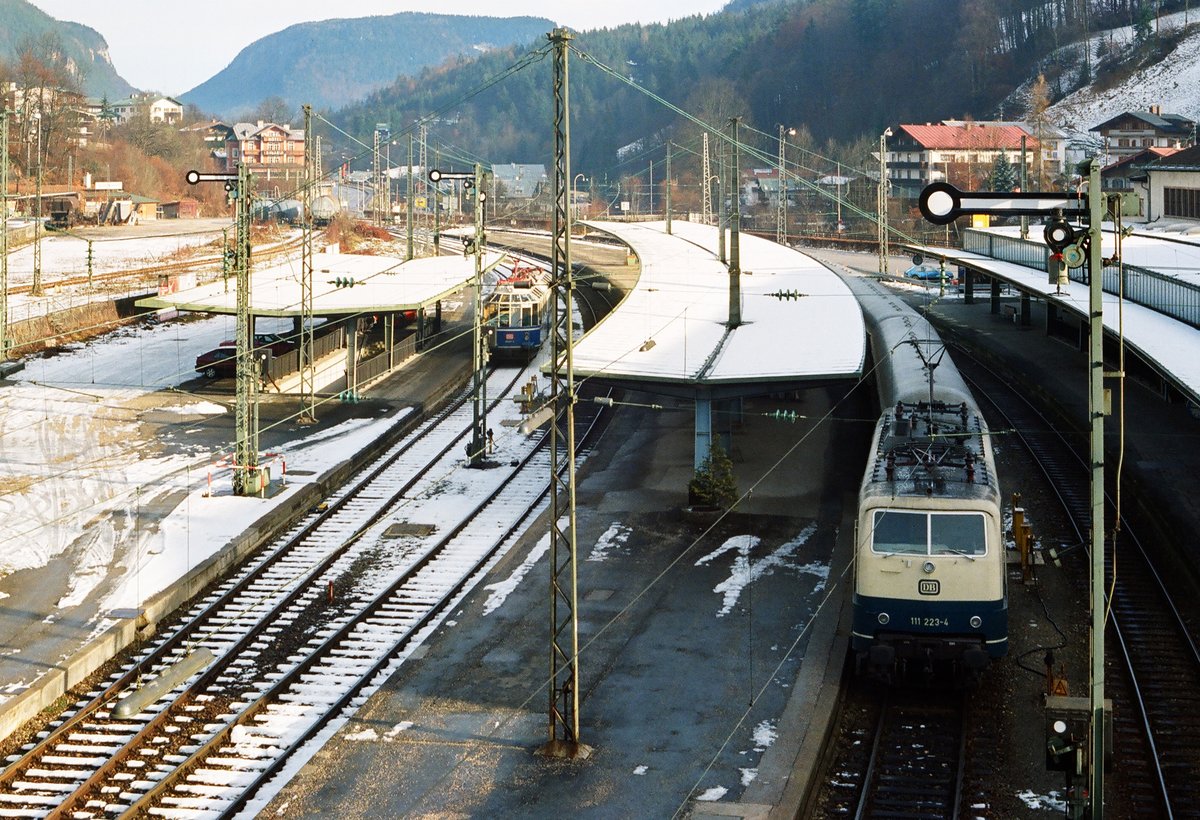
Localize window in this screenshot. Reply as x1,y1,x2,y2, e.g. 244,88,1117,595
1164,187,1200,219
872,510,987,555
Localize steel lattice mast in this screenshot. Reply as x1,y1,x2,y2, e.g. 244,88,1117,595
299,105,317,424
702,132,712,225
539,27,589,760
233,162,260,495
776,125,786,245
1,109,9,358
32,123,42,296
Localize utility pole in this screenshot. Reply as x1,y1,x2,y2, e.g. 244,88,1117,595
1,109,9,359
299,104,317,425
468,162,488,466
1020,136,1029,239
717,135,726,264
665,143,672,235
540,26,588,761
728,117,742,329
702,132,712,226
648,160,654,215
1085,157,1107,820
878,127,892,275
32,121,43,296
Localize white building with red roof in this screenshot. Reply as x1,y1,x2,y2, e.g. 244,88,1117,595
884,122,1040,196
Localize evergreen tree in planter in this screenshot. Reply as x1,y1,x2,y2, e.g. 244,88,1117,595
688,439,738,510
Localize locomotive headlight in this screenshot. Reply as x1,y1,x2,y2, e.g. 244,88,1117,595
922,561,935,574
969,615,983,629
877,612,890,625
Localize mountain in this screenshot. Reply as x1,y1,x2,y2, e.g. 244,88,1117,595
329,0,1200,176
0,0,137,98
181,13,554,119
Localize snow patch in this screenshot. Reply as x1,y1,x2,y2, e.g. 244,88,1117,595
695,786,728,802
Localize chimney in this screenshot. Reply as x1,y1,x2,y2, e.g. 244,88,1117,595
1150,104,1161,115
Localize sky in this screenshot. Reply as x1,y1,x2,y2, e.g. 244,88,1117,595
27,0,729,94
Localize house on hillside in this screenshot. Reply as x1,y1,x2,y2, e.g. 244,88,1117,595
148,97,184,125
1142,144,1200,224
884,123,1039,196
180,120,234,165
226,122,305,178
492,164,547,199
1090,106,1196,164
942,119,1068,182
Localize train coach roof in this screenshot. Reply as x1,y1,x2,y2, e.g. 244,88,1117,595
570,221,866,386
136,249,497,317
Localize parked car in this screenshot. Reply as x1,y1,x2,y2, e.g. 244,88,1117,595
195,347,238,379
904,263,956,284
218,333,295,356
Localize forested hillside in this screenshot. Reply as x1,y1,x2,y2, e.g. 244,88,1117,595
183,13,553,118
330,0,1194,175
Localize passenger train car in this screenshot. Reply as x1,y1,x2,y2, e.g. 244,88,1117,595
842,275,1007,677
484,257,552,359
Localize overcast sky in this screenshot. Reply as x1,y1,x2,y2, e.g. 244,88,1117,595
28,0,728,94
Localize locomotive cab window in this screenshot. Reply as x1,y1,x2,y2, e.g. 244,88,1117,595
871,510,927,554
930,513,986,555
871,510,987,555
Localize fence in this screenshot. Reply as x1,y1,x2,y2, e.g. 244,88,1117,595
963,229,1200,329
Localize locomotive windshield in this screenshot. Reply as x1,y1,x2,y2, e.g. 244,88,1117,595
871,510,986,555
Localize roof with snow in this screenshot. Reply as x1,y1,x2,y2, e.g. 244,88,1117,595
908,227,1200,404
570,221,865,388
135,250,492,317
899,123,1038,151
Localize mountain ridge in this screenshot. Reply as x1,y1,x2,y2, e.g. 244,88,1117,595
0,0,136,98
181,13,554,119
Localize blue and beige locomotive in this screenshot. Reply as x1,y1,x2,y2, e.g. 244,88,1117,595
843,275,1007,677
484,257,552,358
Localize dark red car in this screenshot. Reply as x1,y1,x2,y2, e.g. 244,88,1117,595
195,347,238,379
218,333,295,356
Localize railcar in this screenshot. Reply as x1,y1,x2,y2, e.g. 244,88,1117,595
484,258,552,358
843,275,1007,678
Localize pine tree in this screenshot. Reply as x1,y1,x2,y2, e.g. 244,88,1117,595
989,151,1018,192
689,439,738,510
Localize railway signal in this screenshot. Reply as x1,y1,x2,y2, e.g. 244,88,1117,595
918,165,1111,819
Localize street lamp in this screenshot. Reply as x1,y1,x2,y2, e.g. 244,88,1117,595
878,127,893,275
573,173,587,220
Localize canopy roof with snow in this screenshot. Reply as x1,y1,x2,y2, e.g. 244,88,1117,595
572,221,865,391
137,250,495,317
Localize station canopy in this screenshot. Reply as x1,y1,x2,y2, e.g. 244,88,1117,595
137,249,498,317
572,221,866,386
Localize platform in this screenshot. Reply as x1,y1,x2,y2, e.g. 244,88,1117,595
908,230,1200,407
135,248,495,317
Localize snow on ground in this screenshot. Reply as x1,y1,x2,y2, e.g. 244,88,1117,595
480,516,565,616
5,221,232,284
697,524,821,618
1046,11,1200,134
100,413,402,615
0,310,359,608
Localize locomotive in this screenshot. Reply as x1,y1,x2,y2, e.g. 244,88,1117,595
483,257,552,359
843,273,1007,678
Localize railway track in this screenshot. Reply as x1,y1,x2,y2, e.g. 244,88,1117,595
813,680,969,819
957,347,1200,819
0,356,606,816
8,235,303,297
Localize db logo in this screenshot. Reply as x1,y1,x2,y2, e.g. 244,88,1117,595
918,579,940,595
